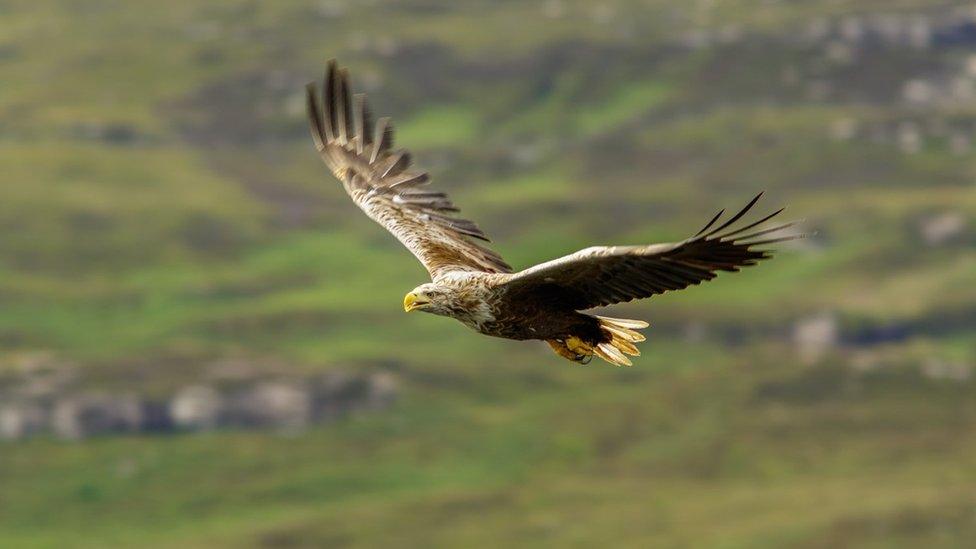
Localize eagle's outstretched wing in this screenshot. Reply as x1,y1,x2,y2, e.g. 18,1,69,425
306,60,511,281
496,193,798,310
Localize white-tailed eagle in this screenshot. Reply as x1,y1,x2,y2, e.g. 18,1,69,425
306,60,797,365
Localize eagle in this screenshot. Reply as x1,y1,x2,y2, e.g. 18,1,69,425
305,60,797,366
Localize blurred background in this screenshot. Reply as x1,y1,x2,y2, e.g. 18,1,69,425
1,0,975,547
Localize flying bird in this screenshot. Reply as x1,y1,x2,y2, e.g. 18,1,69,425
306,60,798,366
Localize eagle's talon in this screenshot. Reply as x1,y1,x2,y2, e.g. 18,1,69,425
547,339,593,365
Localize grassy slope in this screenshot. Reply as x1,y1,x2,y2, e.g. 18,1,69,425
4,349,976,548
1,0,975,546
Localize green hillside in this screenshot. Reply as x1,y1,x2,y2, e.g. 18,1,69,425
1,0,975,546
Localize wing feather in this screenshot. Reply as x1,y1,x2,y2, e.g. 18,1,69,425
306,60,511,280
497,194,796,310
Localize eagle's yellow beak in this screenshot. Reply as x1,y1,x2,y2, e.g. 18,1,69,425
403,292,428,312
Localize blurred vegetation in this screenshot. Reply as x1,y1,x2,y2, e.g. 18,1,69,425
1,0,975,547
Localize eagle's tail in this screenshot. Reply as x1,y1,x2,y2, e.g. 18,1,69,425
592,315,648,366
549,316,649,366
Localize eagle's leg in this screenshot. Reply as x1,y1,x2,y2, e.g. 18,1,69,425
546,339,578,361
565,335,594,356
546,337,594,364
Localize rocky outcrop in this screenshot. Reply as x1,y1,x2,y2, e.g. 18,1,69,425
792,312,840,363
170,385,225,431
50,393,149,440
0,401,48,440
227,380,313,431
0,358,398,441
918,212,967,246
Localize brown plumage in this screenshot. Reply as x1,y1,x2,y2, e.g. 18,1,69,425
307,60,800,366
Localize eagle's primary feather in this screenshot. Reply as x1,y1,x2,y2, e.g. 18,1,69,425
306,60,799,366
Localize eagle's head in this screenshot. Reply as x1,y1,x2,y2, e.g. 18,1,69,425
403,283,454,316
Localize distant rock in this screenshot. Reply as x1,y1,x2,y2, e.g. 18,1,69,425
170,385,225,431
51,393,147,440
964,54,976,77
792,313,840,363
896,122,922,154
907,17,932,49
829,118,858,141
364,372,399,411
902,79,935,105
1,358,398,442
310,371,367,420
825,41,854,65
139,401,174,433
0,401,47,440
230,381,312,431
918,212,967,245
839,16,865,43
309,371,396,419
921,358,973,382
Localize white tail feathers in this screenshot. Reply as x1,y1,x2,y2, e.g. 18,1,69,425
594,315,649,330
592,316,649,366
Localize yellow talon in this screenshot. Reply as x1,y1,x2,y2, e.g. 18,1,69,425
566,336,583,353
566,336,593,355
547,338,594,364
